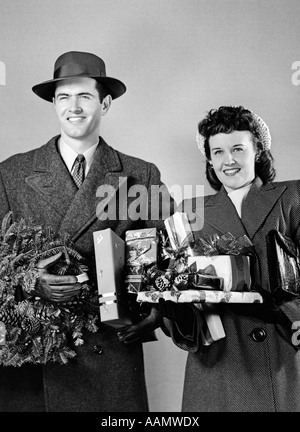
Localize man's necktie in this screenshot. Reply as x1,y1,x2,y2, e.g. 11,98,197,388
72,154,85,188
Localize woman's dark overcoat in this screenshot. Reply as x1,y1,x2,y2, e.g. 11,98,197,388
166,177,300,412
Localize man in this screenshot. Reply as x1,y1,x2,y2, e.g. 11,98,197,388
0,51,173,412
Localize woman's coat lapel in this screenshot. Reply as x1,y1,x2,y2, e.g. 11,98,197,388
203,177,287,240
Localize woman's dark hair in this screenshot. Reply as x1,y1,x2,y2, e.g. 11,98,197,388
198,105,276,191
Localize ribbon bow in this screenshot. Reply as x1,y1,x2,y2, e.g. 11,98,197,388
187,263,223,290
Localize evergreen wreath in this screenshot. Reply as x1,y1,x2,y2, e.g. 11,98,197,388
0,212,99,367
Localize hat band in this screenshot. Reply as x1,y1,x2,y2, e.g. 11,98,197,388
54,62,106,79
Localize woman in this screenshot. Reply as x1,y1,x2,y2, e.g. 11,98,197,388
161,105,300,412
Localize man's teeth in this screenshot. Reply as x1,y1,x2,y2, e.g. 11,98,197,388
68,117,84,123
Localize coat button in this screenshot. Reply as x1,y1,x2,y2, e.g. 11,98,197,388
93,344,103,354
250,327,267,342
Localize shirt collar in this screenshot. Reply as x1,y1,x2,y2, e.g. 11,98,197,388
58,137,98,176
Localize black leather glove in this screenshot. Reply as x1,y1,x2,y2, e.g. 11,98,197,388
158,298,203,352
158,298,196,333
116,305,161,344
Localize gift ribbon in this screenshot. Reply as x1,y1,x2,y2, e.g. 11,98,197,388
125,264,143,275
98,291,117,306
230,255,251,291
193,233,254,256
125,275,143,282
187,264,223,290
125,274,146,293
125,228,156,241
188,262,217,275
75,272,89,283
0,322,6,345
191,273,223,290
126,244,152,264
189,256,251,292
166,216,194,250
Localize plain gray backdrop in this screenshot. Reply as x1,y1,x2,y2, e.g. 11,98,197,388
0,0,300,412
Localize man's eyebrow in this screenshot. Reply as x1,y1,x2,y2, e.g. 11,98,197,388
55,92,69,97
77,92,94,96
55,92,94,97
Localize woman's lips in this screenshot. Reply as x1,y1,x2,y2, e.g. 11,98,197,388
223,168,240,176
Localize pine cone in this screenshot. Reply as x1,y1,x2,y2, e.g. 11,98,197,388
154,276,172,292
173,274,189,289
34,302,56,321
21,317,40,335
0,305,20,326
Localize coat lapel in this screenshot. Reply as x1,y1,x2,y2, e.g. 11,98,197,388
203,188,248,239
25,136,77,217
241,177,287,239
203,178,287,241
25,136,124,241
58,137,123,240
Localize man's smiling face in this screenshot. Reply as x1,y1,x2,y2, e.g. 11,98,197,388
53,77,104,145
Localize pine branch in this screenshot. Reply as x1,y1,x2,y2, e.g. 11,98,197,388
1,211,13,240
0,212,97,367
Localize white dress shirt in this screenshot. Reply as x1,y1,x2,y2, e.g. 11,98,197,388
226,183,252,218
58,138,98,178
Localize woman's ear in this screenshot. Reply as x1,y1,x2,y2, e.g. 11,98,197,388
255,151,261,162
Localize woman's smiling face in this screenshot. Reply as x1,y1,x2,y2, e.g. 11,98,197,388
208,130,257,192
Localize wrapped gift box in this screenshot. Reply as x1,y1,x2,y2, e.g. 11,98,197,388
93,228,132,328
137,288,263,346
137,289,263,303
164,213,225,345
187,255,251,292
164,212,194,254
196,304,226,345
125,228,158,293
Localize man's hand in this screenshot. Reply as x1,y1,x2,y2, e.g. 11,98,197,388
32,252,82,303
116,306,162,344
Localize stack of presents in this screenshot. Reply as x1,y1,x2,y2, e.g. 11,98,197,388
93,212,263,345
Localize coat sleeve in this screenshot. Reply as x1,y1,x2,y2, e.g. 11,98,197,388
0,166,10,221
276,206,300,349
144,162,175,229
270,185,300,350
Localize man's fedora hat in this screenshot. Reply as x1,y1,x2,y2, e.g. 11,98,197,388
32,51,126,102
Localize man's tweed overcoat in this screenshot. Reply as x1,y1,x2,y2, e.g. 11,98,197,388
0,136,173,412
165,177,300,412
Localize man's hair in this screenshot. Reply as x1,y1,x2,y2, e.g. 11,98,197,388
53,79,109,103
95,81,109,103
198,105,276,191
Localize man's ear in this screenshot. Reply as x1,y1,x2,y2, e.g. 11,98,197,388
102,95,112,115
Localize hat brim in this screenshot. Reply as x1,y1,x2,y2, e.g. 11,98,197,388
32,75,126,102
